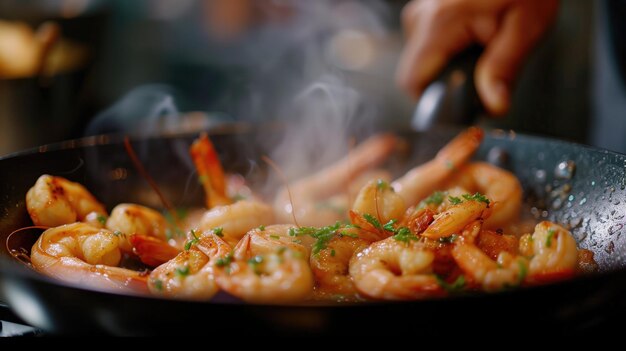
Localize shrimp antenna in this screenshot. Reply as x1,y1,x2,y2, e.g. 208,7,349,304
6,225,51,266
346,136,356,209
124,137,180,226
262,155,300,228
374,181,383,229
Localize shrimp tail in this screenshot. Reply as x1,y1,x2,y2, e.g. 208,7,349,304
190,133,231,209
129,234,180,267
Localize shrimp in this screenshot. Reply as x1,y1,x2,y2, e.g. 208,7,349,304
190,133,231,208
214,230,314,303
148,231,231,300
443,162,522,229
273,133,397,227
310,234,369,297
351,179,406,227
30,223,148,294
106,203,172,252
422,198,490,240
26,175,107,227
451,242,529,292
349,237,444,300
391,127,484,206
198,200,274,247
519,222,579,283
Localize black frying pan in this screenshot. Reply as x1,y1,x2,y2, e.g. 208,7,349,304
1,124,626,335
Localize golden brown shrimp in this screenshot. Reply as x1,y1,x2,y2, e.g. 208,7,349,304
310,234,369,297
198,200,274,247
351,179,406,227
422,199,490,240
148,231,231,300
106,203,172,252
26,175,107,227
273,133,397,227
519,221,579,283
349,237,444,300
391,127,484,206
214,231,314,303
30,223,148,294
452,242,529,292
190,133,231,209
443,162,522,229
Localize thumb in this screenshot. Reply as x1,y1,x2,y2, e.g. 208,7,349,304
475,4,556,116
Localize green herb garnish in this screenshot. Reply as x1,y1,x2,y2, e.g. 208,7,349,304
363,214,383,230
184,229,200,251
215,253,233,268
392,227,417,243
436,275,466,293
517,260,528,284
462,192,490,204
213,227,224,237
546,229,556,247
153,279,163,292
258,225,266,231
96,214,107,226
438,234,458,244
330,249,336,257
175,266,190,277
376,179,392,191
448,196,462,205
247,255,264,274
270,234,280,240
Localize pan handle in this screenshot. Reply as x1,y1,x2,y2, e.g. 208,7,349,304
411,45,484,131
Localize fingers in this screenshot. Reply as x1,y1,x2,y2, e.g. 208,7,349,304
396,0,559,116
475,1,559,115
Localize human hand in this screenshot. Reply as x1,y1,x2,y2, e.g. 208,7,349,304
396,0,559,116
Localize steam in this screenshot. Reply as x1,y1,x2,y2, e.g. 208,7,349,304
85,0,396,196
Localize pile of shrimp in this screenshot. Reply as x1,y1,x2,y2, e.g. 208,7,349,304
23,128,597,302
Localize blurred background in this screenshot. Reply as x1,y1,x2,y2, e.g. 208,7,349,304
0,0,612,156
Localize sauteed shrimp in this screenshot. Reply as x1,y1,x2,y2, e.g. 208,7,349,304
148,231,231,300
214,231,314,303
26,175,107,227
21,127,598,302
30,223,148,294
274,133,397,227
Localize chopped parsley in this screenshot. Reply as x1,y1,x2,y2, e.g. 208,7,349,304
215,253,233,268
546,229,556,247
153,279,163,291
330,249,336,257
436,275,466,293
289,222,343,256
418,191,445,209
376,179,392,191
213,227,224,237
448,196,462,205
517,260,528,284
258,225,266,231
392,227,417,243
462,192,490,204
269,234,280,240
248,255,264,274
164,208,188,239
363,214,383,230
175,266,190,277
96,214,107,226
438,234,458,244
184,229,200,251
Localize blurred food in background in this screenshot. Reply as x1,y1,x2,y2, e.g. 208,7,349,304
0,20,88,79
